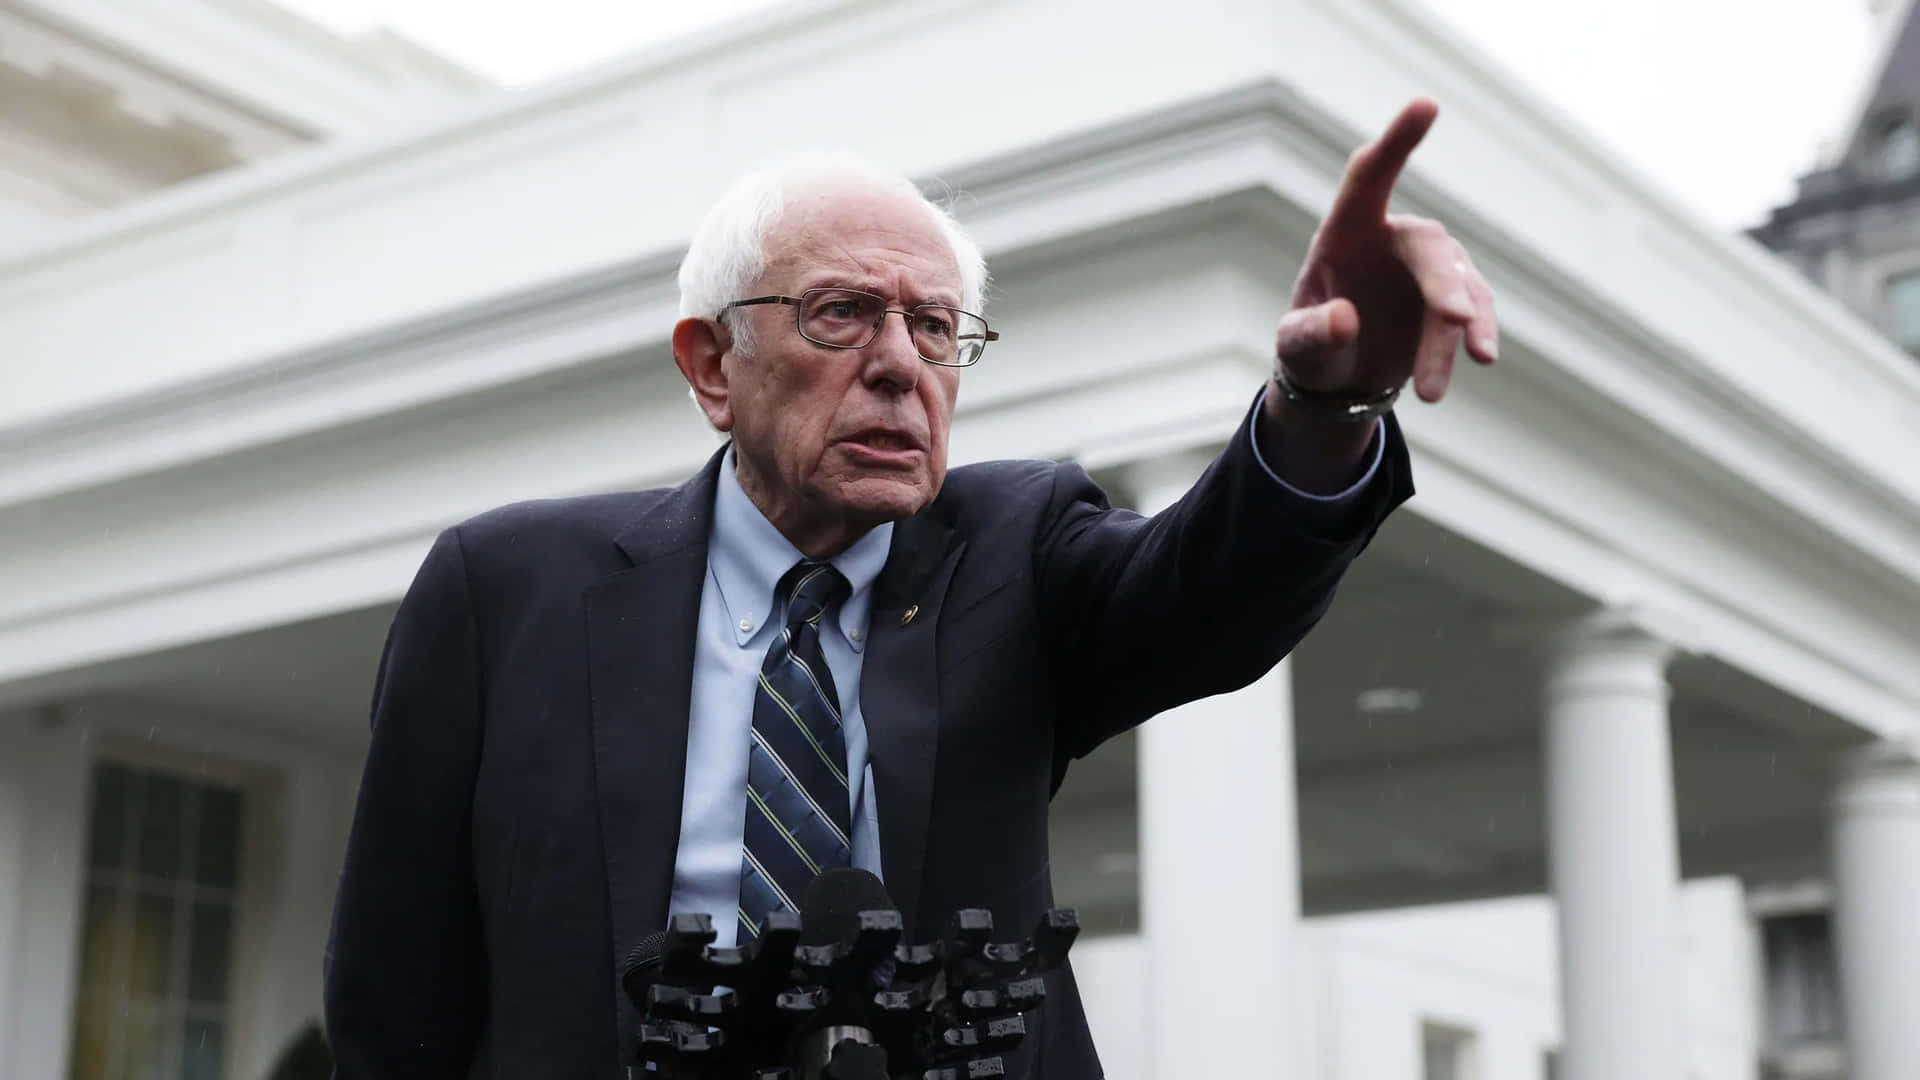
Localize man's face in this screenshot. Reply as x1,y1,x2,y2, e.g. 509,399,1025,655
718,185,965,547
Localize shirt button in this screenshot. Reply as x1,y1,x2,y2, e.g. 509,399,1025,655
850,629,865,644
739,616,754,633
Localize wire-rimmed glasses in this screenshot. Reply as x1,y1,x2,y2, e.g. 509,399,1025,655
719,287,997,368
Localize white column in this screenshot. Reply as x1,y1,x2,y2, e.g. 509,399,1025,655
1129,455,1301,1080
1542,612,1684,1080
0,710,90,1080
1830,738,1920,1080
0,714,30,1080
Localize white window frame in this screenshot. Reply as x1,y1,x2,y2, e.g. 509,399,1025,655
71,737,278,1080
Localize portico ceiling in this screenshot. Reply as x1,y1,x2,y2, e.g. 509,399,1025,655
1042,505,1861,929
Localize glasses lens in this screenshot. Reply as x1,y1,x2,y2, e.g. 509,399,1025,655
915,306,988,366
795,289,988,365
799,289,885,347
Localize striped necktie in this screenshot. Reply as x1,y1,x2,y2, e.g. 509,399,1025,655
737,560,854,944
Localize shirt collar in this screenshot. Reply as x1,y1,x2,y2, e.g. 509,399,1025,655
710,447,893,653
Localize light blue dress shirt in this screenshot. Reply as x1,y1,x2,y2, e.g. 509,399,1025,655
669,448,894,946
667,406,1382,945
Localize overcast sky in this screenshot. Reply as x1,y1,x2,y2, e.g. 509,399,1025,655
279,0,1885,229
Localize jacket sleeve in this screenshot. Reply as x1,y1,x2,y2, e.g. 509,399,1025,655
1035,393,1414,763
324,527,487,1078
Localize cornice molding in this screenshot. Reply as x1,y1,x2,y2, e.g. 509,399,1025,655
8,0,484,140
0,4,309,161
0,248,681,506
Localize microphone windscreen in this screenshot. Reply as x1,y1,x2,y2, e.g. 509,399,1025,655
619,929,673,1012
622,930,670,977
799,867,894,947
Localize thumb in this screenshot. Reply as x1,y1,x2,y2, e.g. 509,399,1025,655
1274,298,1360,379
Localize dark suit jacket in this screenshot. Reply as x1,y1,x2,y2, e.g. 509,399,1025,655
324,398,1413,1079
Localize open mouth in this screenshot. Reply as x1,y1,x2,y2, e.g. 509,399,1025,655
839,429,925,466
851,431,917,452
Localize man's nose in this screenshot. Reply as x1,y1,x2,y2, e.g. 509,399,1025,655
859,312,924,392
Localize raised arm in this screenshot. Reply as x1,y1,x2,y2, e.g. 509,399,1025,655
1035,397,1412,763
1040,99,1491,761
1259,98,1497,492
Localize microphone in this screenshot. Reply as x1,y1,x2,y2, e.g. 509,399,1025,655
621,929,671,1007
793,870,897,1079
800,868,893,947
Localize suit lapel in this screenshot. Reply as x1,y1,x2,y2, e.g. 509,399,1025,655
587,449,723,1008
862,510,965,940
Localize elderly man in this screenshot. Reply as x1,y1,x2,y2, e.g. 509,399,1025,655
324,99,1495,1078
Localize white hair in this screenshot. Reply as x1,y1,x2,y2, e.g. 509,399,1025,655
676,152,989,357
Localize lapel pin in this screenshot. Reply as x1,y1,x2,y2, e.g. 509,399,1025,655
900,604,919,626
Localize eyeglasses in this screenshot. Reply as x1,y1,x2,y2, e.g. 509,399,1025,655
718,288,998,368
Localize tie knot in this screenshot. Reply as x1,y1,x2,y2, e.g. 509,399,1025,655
778,561,850,628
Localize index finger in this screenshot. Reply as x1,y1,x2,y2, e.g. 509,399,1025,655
1323,98,1439,234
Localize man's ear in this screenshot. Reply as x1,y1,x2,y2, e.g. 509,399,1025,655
672,316,734,432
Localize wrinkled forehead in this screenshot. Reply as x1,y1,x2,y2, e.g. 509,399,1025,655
762,183,964,303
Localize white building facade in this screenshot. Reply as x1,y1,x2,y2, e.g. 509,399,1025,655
2,2,1918,1079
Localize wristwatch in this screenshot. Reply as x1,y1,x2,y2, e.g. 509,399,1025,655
1273,364,1400,422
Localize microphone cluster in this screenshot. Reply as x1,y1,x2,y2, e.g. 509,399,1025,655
621,869,1080,1080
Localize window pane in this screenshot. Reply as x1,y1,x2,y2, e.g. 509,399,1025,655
186,904,232,1005
137,776,185,879
122,1007,177,1080
194,786,242,889
88,765,132,870
67,992,114,1080
1887,272,1920,351
128,892,175,1004
1881,122,1920,180
179,1019,223,1080
76,884,126,994
1763,912,1843,1048
1422,1023,1474,1080
70,765,248,1080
